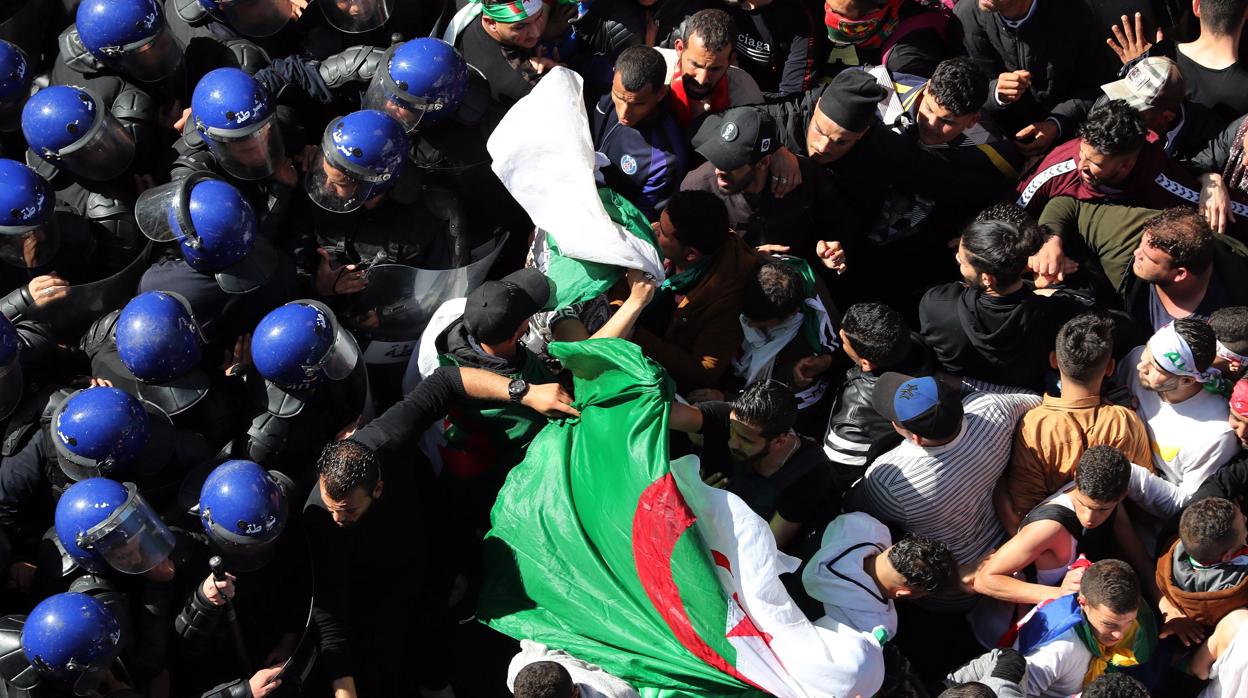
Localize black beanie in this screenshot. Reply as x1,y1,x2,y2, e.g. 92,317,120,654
816,69,885,133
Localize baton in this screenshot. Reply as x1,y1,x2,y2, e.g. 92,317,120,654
210,555,253,676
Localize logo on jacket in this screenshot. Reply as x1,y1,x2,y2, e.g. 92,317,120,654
619,154,637,175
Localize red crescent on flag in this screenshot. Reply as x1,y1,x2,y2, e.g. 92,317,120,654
631,473,761,688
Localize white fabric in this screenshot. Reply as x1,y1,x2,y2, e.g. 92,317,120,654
801,512,898,639
1148,321,1214,382
1016,625,1091,698
506,640,641,698
1200,618,1248,698
487,68,665,282
670,455,885,698
402,297,467,392
731,312,804,384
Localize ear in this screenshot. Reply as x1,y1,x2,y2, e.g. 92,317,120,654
860,357,876,372
373,480,385,499
1049,350,1059,371
1232,359,1243,374
966,111,981,127
1173,267,1191,284
894,587,912,599
979,271,996,290
674,38,686,54
1104,357,1116,377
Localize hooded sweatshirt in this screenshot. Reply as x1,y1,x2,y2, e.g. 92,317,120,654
802,512,897,640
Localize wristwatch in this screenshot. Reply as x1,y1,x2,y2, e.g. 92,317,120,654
508,378,530,404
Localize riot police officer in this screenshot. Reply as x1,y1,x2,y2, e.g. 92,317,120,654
0,40,32,158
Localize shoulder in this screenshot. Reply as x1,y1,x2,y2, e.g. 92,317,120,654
920,282,965,311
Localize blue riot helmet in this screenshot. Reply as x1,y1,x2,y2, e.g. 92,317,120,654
21,592,122,694
50,387,149,482
0,40,30,132
197,460,289,571
318,0,393,33
251,300,361,389
361,39,468,132
0,313,21,422
305,110,407,213
115,291,211,416
55,478,176,575
0,159,57,268
197,0,292,37
135,173,276,294
22,85,136,182
191,68,284,181
76,0,184,83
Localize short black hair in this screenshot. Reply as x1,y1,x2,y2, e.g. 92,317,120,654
513,661,575,698
887,533,955,593
665,190,729,257
1056,313,1115,383
1180,497,1243,565
615,46,666,93
1199,0,1248,34
1210,306,1248,355
743,263,803,322
1079,100,1148,156
731,379,798,438
683,9,734,52
1174,316,1217,372
1080,559,1140,615
938,684,996,698
960,218,1044,287
1075,446,1131,504
974,202,1037,229
927,57,988,117
1082,673,1150,698
1141,207,1214,274
841,302,909,367
317,441,380,501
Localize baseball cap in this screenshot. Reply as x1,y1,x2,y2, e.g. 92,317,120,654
1101,57,1186,111
693,107,780,172
870,373,964,440
463,268,554,344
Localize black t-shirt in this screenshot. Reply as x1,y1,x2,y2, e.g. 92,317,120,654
1167,42,1248,122
695,401,834,524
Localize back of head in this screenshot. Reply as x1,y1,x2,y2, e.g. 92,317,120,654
1173,316,1217,372
683,8,734,51
959,218,1044,287
842,302,909,367
928,57,988,117
731,379,798,438
938,684,997,698
887,533,955,593
317,440,380,500
1080,559,1140,614
1199,0,1248,35
1141,207,1215,275
1209,306,1248,356
1082,672,1151,698
665,190,729,256
1056,313,1115,383
974,202,1037,229
616,46,667,93
513,661,575,698
1074,446,1131,503
1079,100,1149,156
1180,497,1243,565
743,262,803,322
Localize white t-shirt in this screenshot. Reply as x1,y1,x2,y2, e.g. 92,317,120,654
1117,346,1238,496
1018,626,1091,698
1201,621,1248,698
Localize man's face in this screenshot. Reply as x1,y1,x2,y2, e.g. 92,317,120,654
1136,345,1184,393
1131,233,1179,286
654,209,689,264
1077,142,1137,190
484,11,547,50
1080,600,1138,646
806,108,866,164
1229,410,1248,448
715,161,762,195
976,0,1031,15
677,35,731,100
1070,488,1121,530
839,328,863,365
321,156,361,200
916,91,978,146
727,411,774,465
955,240,983,289
611,73,665,128
319,480,376,527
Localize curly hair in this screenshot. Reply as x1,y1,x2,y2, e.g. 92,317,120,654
1180,497,1244,565
743,262,803,323
683,9,735,52
1083,674,1150,698
513,661,574,698
1210,306,1248,355
842,302,909,367
1056,312,1115,383
888,533,955,593
1079,559,1140,615
927,57,988,117
1074,446,1130,504
732,380,798,438
317,440,380,501
1079,100,1148,156
1142,207,1215,275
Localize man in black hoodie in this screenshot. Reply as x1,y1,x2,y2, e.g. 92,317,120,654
919,206,1085,391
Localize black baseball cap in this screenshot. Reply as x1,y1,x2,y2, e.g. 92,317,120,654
693,107,780,172
463,268,554,343
870,373,963,440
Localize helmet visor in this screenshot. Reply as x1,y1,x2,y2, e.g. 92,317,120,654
361,68,427,133
40,108,135,182
221,0,293,37
304,148,380,213
0,219,59,268
99,26,184,83
134,179,190,244
77,484,175,574
317,0,393,33
201,118,284,181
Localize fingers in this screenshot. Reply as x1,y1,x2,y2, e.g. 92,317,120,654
755,244,791,255
1134,12,1145,42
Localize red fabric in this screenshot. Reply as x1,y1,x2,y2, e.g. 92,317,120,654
667,67,732,128
1232,379,1248,418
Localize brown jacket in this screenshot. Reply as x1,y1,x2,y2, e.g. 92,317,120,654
634,234,760,392
1156,538,1248,627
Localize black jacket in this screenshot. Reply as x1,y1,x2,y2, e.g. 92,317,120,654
572,0,709,56
725,1,823,100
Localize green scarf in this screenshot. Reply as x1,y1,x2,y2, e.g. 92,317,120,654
658,258,710,298
481,0,544,23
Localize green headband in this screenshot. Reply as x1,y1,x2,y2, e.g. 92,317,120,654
482,0,544,22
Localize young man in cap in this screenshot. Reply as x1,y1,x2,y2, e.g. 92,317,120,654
1097,56,1222,161
846,372,1040,609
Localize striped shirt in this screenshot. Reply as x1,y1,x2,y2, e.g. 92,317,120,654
848,385,1041,565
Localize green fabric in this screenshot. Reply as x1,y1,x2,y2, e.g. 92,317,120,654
775,255,833,354
544,188,661,310
480,0,542,22
478,339,763,696
437,349,555,468
1072,603,1158,668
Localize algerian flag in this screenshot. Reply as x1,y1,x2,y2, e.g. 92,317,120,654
487,67,666,310
479,339,883,697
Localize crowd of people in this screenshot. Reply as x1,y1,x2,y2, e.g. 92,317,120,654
3,0,1248,695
